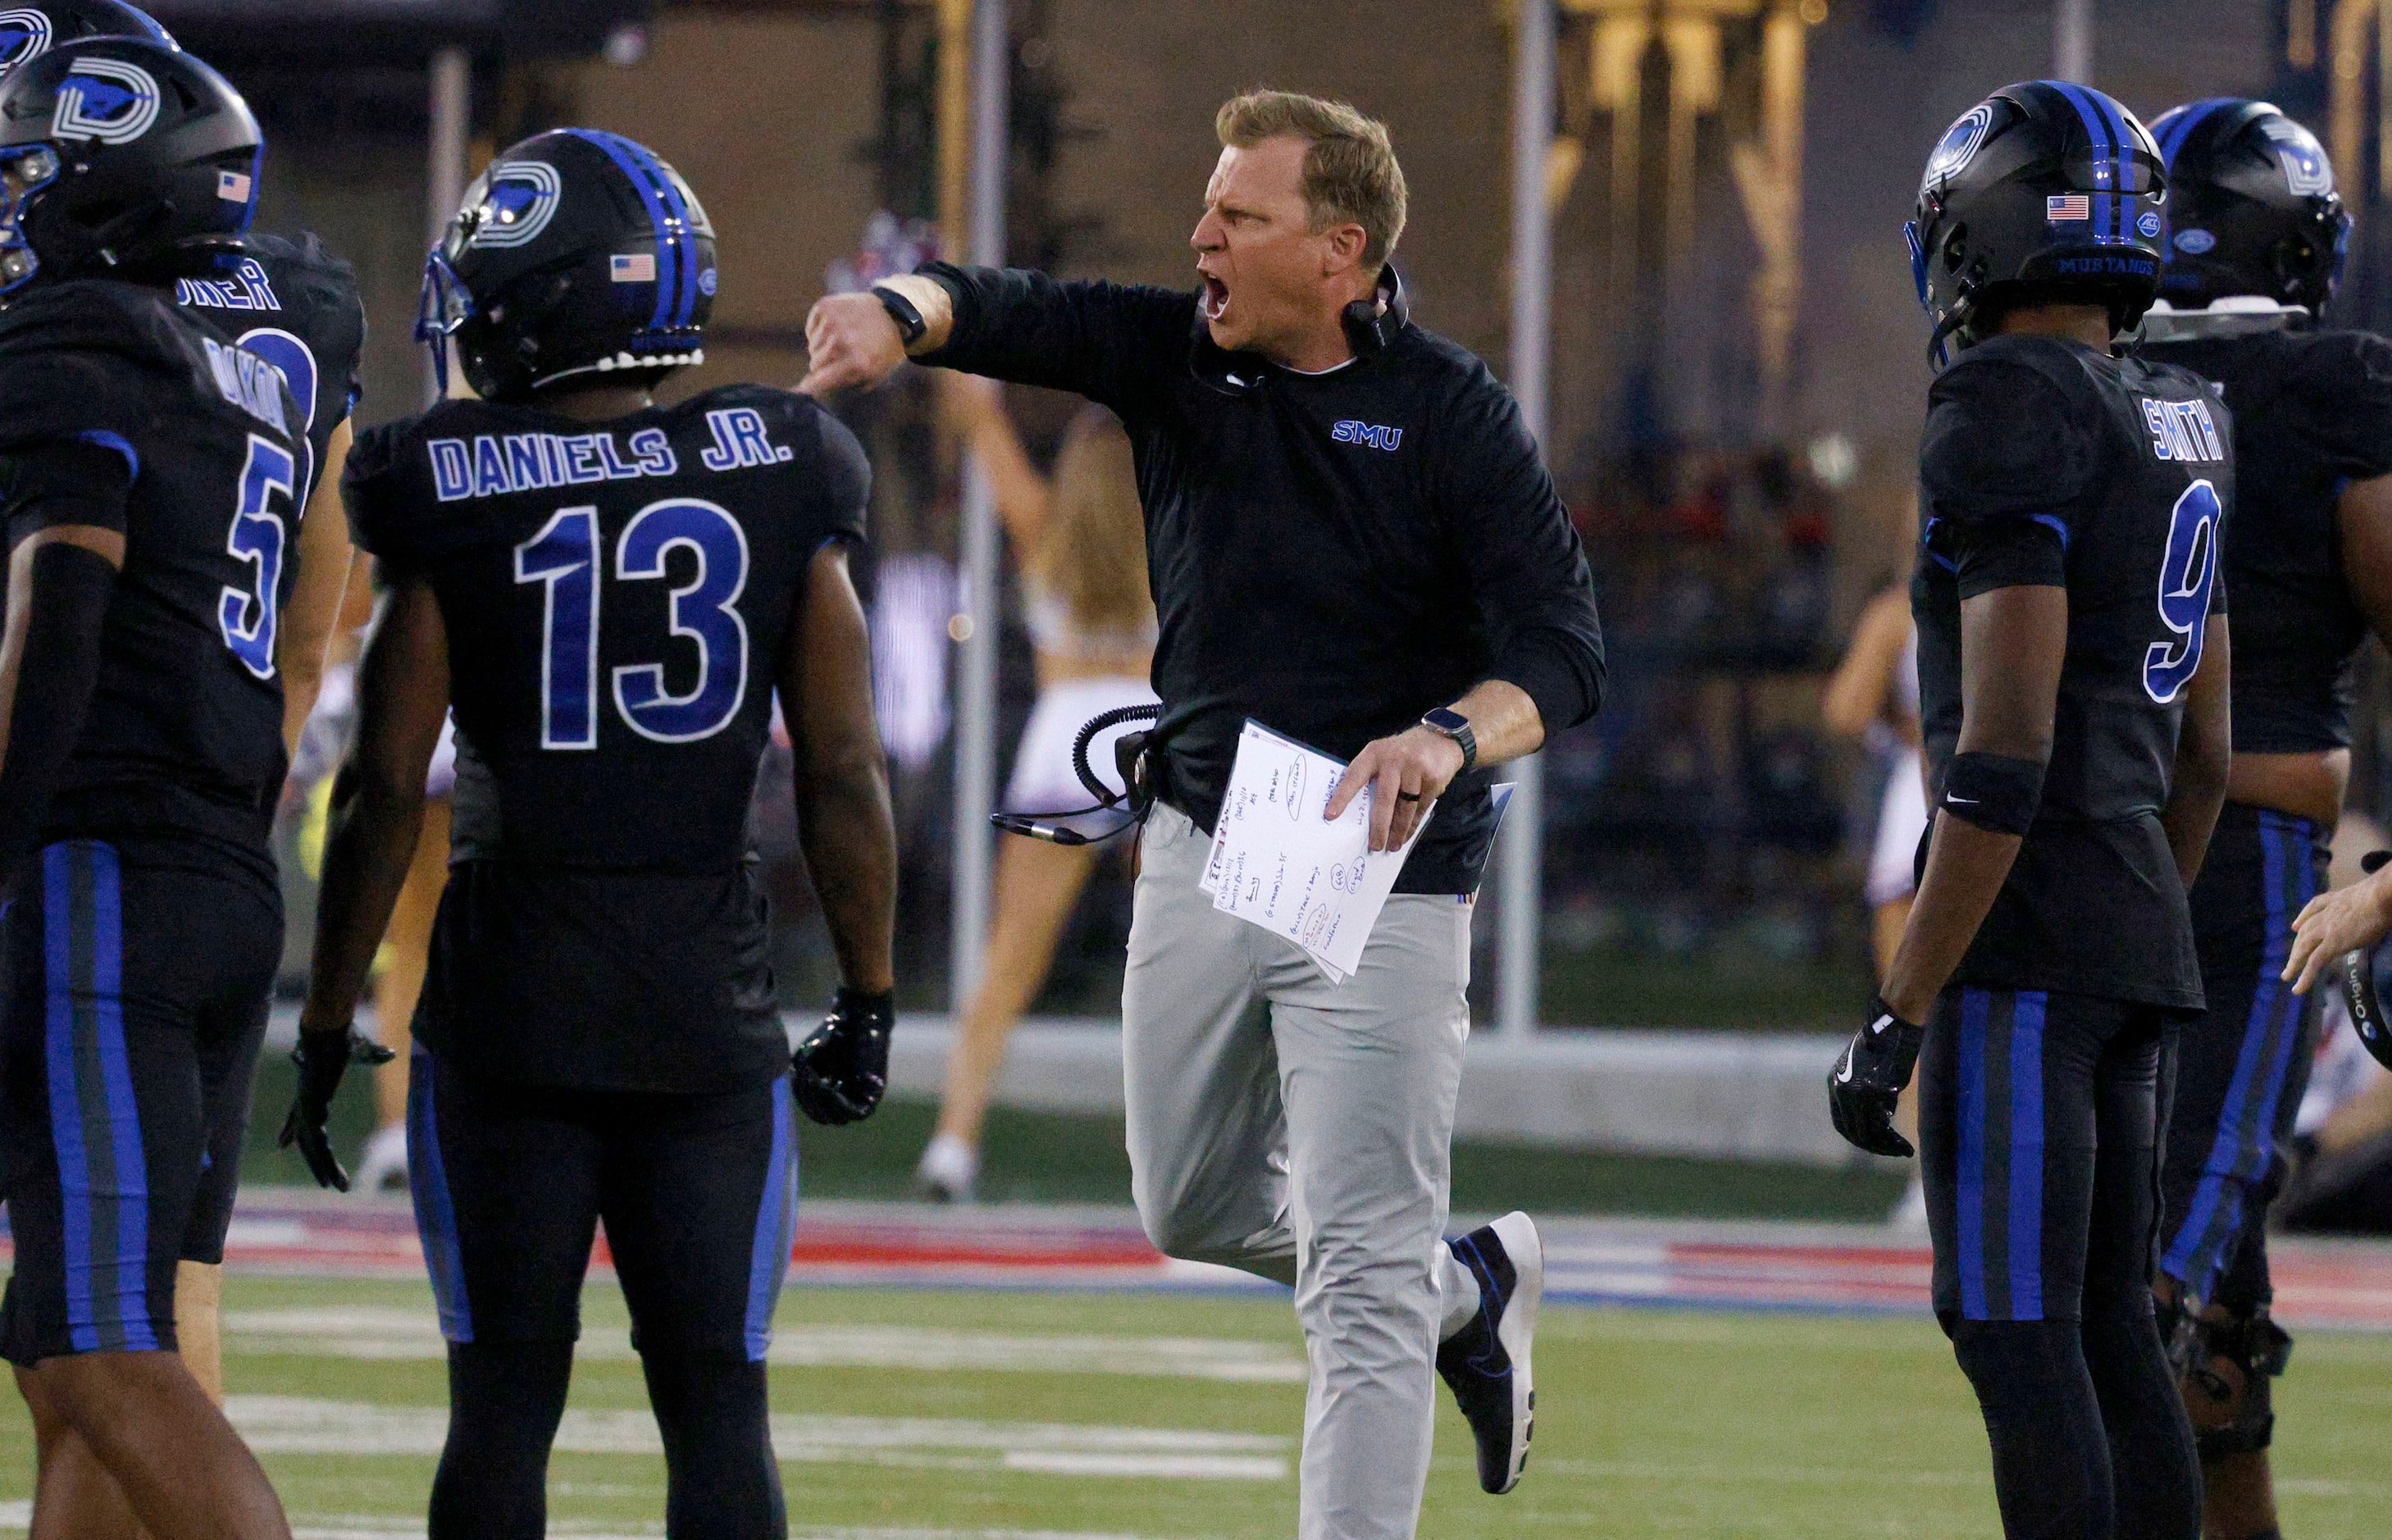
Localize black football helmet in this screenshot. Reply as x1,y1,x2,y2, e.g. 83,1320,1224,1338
0,35,258,298
2145,98,2345,323
0,2,175,83
419,127,714,401
1908,80,2167,363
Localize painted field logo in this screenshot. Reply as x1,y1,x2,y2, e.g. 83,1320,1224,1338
1330,419,1402,451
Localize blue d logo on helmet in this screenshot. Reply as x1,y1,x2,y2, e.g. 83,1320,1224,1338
0,35,256,297
0,9,53,73
466,160,561,249
52,55,155,141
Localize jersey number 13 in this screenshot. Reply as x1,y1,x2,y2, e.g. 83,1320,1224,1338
514,498,751,748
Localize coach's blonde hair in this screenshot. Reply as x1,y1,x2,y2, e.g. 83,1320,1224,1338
1214,89,1407,271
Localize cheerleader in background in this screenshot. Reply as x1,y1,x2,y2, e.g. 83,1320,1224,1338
917,380,1157,1202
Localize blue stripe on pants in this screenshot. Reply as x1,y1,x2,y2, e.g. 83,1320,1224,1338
744,1077,796,1360
2007,992,2047,1321
1957,987,1991,1320
2162,813,2312,1296
43,842,154,1353
408,1047,473,1342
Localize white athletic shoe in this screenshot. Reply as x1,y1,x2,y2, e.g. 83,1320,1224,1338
1437,1210,1542,1494
914,1132,978,1203
354,1121,408,1194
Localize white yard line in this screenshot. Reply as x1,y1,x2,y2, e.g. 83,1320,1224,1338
221,1396,1290,1483
221,1308,1305,1383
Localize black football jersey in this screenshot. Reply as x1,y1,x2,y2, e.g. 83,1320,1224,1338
343,385,870,874
0,280,308,862
2136,328,2392,753
1914,334,2235,1010
175,230,367,501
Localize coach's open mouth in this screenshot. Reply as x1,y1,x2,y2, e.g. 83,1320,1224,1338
1201,274,1229,322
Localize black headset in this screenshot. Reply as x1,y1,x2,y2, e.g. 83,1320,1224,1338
989,703,1163,846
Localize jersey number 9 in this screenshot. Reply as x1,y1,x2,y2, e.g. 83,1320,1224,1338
514,498,752,749
2142,478,2221,705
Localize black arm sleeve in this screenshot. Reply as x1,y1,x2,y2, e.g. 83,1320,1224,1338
914,262,1196,416
1441,371,1606,734
0,444,130,862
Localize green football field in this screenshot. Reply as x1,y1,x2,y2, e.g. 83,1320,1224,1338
2,1273,2387,1538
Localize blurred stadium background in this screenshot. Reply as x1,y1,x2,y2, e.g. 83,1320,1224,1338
9,3,2392,1534
181,0,2392,1208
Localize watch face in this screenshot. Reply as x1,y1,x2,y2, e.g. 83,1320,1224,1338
1422,708,1469,734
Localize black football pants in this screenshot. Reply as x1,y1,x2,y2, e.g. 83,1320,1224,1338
408,1046,797,1540
1921,986,2201,1539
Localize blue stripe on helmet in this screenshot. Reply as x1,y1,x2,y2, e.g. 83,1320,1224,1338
619,138,702,328
2047,81,2116,243
563,129,678,335
2157,97,2239,171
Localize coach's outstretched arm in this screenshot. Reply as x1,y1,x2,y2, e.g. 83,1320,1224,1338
285,581,446,1187
801,267,1189,413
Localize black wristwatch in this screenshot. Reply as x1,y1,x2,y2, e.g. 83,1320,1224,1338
873,284,928,349
1419,707,1476,775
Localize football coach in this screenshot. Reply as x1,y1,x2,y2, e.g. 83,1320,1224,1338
802,89,1605,1538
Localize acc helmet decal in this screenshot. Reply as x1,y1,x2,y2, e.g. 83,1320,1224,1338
52,52,156,143
467,159,563,250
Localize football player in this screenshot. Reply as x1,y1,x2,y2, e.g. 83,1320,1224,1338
2136,99,2392,1540
1830,81,2230,1538
285,130,896,1540
0,9,372,1534
0,33,312,1540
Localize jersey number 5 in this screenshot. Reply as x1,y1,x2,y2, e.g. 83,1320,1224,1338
219,434,294,681
2143,478,2221,704
514,498,751,749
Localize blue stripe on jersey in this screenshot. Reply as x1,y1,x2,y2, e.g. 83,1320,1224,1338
744,1076,797,1360
408,1048,474,1343
2029,513,2071,552
74,430,139,481
2007,991,2048,1321
564,130,679,335
1957,987,1992,1320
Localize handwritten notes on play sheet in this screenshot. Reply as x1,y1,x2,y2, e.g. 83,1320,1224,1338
1198,721,1432,983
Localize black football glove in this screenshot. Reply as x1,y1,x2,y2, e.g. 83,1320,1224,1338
278,1024,395,1191
1829,996,1925,1158
790,986,893,1126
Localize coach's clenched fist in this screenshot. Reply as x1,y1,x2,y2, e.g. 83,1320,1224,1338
800,276,955,397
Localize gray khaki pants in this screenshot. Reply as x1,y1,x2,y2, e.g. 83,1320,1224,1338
1123,804,1475,1540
